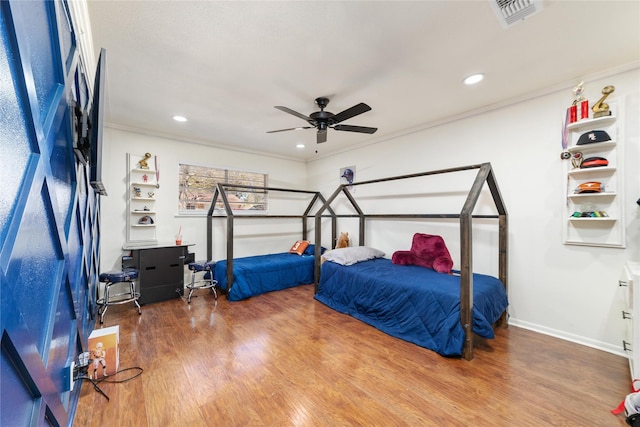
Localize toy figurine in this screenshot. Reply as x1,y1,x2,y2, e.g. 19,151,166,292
133,187,141,197
91,341,108,379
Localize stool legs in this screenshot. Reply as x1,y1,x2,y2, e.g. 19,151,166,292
130,280,142,315
98,279,142,324
187,269,218,304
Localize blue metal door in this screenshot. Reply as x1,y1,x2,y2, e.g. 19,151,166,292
0,1,100,425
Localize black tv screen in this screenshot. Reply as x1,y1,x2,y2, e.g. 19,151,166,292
90,48,107,196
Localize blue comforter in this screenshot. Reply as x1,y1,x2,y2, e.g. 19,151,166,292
314,258,508,357
215,252,315,301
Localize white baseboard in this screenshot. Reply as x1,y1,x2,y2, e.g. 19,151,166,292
507,318,626,358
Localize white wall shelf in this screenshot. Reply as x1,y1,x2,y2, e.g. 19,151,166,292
127,153,158,243
567,167,616,177
567,141,616,154
566,115,616,132
562,100,625,248
568,217,617,222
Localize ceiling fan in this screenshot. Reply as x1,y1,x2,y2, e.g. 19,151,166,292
267,97,377,144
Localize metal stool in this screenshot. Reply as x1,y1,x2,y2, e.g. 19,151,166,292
97,268,141,323
186,261,218,303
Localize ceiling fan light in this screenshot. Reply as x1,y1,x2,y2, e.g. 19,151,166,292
296,144,305,149
463,73,484,85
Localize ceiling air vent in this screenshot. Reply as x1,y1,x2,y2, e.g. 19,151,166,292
489,0,543,28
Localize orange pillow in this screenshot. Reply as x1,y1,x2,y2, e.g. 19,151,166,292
289,240,310,255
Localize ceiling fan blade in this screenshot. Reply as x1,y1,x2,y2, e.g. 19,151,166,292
331,103,372,124
333,124,378,134
267,126,314,134
317,129,327,144
274,106,312,122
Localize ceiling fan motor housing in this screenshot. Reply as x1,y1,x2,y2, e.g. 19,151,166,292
309,110,334,128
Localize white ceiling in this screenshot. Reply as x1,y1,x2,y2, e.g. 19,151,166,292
86,0,640,162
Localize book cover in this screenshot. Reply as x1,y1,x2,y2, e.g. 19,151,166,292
88,325,119,379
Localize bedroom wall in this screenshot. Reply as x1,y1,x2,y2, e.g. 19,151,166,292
306,65,640,356
99,127,308,271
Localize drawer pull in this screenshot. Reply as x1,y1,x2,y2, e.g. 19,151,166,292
624,340,632,352
623,310,633,320
619,280,629,287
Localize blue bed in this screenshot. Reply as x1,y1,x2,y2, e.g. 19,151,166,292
215,252,316,301
314,258,508,357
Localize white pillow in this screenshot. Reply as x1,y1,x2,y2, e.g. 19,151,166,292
322,246,385,266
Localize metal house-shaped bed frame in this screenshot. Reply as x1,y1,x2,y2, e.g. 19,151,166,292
206,183,336,295
313,163,508,360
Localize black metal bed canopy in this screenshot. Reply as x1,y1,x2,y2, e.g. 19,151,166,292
206,183,337,290
312,162,508,361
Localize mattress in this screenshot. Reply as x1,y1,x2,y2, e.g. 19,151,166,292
215,252,315,301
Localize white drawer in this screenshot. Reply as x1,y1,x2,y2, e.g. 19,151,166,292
621,262,640,381
619,270,632,309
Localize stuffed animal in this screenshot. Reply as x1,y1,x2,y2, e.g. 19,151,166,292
391,233,453,274
336,232,350,249
322,232,350,264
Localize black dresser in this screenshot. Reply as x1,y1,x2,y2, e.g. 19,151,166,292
123,243,193,304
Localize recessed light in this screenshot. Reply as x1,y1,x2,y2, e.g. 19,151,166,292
172,115,188,122
296,144,305,149
463,74,484,85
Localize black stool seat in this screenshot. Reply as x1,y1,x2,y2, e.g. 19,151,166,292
186,261,217,303
97,268,141,323
99,268,139,283
188,261,214,272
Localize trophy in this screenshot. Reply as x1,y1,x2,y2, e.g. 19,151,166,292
571,82,589,121
591,85,615,118
567,82,582,123
138,152,152,169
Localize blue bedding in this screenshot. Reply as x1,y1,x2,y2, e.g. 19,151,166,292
314,258,508,357
215,252,315,301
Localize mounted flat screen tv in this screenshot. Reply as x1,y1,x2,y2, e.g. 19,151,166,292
89,48,107,196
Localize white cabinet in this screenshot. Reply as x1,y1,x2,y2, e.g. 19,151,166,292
620,262,640,380
562,102,625,248
127,153,158,243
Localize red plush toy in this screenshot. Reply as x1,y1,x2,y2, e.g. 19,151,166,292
391,233,453,274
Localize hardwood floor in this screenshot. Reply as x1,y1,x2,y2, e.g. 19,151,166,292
74,284,630,426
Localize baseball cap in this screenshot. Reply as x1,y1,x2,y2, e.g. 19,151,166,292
581,157,608,168
138,215,154,224
577,130,611,145
575,181,603,194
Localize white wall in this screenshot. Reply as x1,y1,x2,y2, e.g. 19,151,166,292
307,66,640,355
99,128,307,270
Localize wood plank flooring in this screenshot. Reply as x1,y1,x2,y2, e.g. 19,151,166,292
74,284,630,426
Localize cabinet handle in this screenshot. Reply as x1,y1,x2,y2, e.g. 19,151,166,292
619,280,629,287
624,340,632,352
623,310,633,320
179,256,186,260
